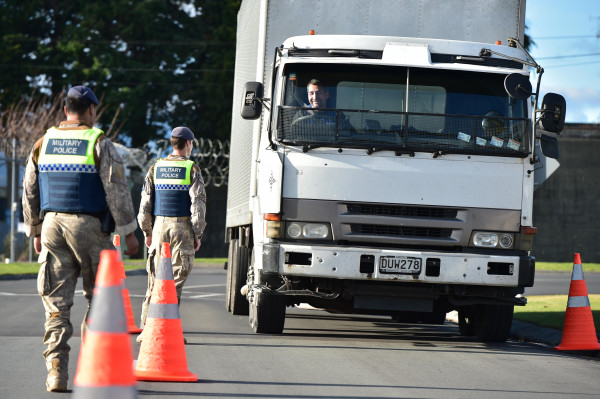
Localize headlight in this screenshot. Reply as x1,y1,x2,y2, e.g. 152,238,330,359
471,231,514,249
303,224,329,239
285,222,331,240
287,223,302,238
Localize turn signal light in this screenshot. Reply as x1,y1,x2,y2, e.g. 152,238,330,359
264,213,282,238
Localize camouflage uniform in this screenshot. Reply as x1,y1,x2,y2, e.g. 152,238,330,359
138,154,207,327
21,121,138,385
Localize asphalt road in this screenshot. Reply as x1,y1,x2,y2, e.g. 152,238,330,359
0,266,599,399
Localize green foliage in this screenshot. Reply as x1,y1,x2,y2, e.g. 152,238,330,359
514,295,600,330
0,0,241,146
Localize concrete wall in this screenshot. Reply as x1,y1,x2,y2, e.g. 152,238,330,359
532,123,600,262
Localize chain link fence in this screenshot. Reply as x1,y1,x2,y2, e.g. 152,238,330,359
0,137,230,262
119,138,230,187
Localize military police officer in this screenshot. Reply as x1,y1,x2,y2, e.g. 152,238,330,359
137,126,207,336
21,85,139,392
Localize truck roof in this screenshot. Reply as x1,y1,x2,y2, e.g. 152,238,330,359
281,35,529,73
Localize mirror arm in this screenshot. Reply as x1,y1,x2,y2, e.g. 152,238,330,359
502,38,547,163
256,97,271,112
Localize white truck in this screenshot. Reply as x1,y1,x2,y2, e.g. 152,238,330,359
225,0,565,342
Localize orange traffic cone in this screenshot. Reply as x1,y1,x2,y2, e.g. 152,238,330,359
554,253,600,351
114,235,143,334
73,250,137,398
134,242,197,382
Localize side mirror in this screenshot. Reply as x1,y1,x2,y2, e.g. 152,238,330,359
538,93,566,134
539,133,559,160
240,81,263,120
504,73,532,100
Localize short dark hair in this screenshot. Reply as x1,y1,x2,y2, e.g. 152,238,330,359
66,96,93,116
307,79,324,89
171,137,188,150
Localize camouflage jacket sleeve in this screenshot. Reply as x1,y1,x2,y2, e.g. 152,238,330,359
97,137,138,238
21,138,44,237
190,165,207,238
137,165,155,237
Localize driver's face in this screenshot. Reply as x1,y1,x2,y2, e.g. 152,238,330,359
307,84,329,109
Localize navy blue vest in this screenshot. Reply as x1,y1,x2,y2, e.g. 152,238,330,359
38,127,108,214
153,158,194,217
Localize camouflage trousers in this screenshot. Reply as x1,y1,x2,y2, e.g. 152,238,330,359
36,212,113,370
140,216,195,327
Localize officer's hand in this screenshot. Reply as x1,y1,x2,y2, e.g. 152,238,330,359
194,237,201,252
145,236,152,248
34,236,42,254
124,233,139,256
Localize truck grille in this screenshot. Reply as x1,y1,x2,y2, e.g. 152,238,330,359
281,198,520,249
346,203,457,219
350,224,452,239
338,202,461,245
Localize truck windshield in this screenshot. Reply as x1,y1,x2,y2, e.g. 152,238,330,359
277,63,530,156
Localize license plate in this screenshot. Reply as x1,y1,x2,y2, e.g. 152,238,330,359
379,256,422,274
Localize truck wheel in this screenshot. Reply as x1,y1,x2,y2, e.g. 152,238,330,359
250,290,286,334
458,308,476,336
230,239,249,315
473,304,514,343
225,240,235,312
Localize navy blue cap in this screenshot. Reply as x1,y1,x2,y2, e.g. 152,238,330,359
67,86,99,105
171,126,195,141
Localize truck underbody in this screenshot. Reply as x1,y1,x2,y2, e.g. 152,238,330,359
226,224,531,343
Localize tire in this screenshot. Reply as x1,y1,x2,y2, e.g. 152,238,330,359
473,304,514,343
225,239,235,312
458,308,476,336
250,290,286,334
230,240,249,315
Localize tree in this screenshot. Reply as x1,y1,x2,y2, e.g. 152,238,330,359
0,0,240,146
524,25,535,52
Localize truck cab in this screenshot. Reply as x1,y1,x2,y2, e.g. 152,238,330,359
226,1,565,343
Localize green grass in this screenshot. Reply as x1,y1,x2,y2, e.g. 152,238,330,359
514,294,600,331
536,261,600,273
0,258,226,275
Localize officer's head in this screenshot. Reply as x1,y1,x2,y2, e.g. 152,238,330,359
170,126,195,155
66,86,99,118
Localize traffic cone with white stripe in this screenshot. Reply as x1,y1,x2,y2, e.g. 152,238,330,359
554,253,600,351
134,242,197,381
113,235,143,334
73,250,138,398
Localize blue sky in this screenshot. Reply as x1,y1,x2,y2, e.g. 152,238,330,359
526,0,600,123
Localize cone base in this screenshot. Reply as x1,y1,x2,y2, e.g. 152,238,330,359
134,369,198,382
554,342,600,351
127,326,143,334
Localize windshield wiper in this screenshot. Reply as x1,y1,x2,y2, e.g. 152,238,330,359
302,144,324,152
365,147,415,156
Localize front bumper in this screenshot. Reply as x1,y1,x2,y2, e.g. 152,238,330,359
263,242,534,287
